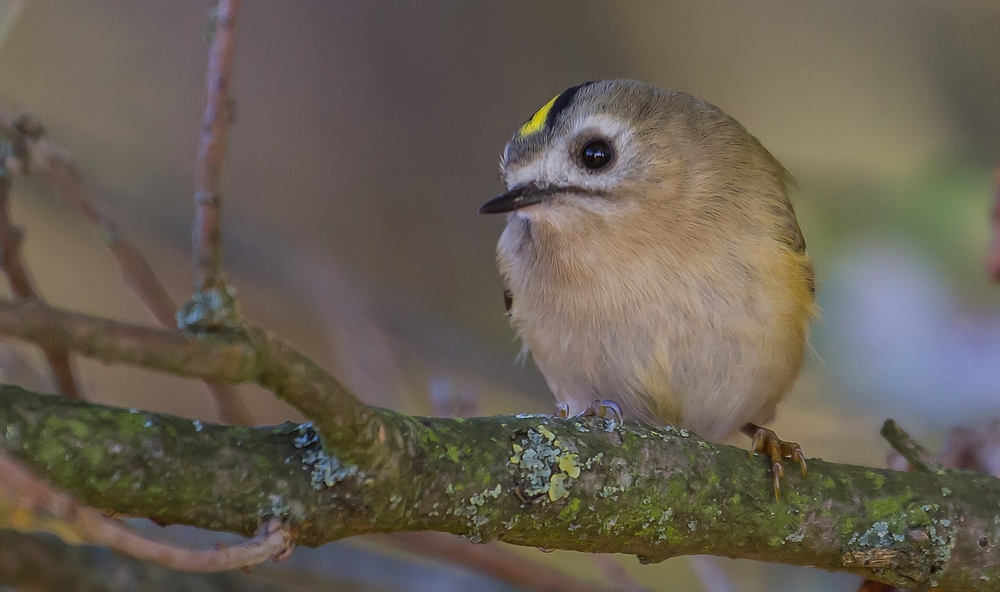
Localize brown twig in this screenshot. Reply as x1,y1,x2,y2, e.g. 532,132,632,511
0,451,291,572
193,0,240,296
0,297,368,441
175,0,242,332
0,107,253,424
0,153,81,399
383,532,619,592
880,419,943,473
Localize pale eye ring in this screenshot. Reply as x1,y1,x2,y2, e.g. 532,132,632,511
579,139,614,170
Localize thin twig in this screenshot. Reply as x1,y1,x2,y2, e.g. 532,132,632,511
0,155,81,399
0,107,253,424
0,451,291,572
175,0,242,332
193,0,241,295
0,297,368,440
880,419,943,473
383,532,617,592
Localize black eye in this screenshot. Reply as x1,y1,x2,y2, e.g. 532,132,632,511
579,140,614,170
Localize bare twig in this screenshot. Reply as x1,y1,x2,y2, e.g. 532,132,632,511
0,451,291,572
177,0,243,334
0,297,368,441
0,152,81,399
0,107,253,424
194,0,241,292
0,111,177,328
384,532,617,592
880,419,942,473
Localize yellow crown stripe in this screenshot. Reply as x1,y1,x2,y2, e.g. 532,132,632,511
517,94,560,138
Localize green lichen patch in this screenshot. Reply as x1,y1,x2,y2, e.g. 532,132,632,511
509,425,591,503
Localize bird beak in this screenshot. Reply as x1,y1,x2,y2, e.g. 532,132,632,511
479,184,551,214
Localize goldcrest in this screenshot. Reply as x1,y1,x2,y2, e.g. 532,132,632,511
480,80,815,496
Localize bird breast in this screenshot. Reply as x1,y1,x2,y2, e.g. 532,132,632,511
495,206,810,442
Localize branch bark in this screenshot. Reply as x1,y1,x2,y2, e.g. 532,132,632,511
1,387,999,590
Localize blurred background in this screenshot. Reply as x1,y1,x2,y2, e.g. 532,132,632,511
0,1,998,591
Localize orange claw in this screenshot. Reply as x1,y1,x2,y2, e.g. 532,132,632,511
742,423,807,499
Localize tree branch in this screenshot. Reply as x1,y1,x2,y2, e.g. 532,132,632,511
1,386,998,590
0,297,371,453
881,419,943,473
0,105,254,424
0,151,82,399
0,531,292,591
195,0,240,291
180,0,243,332
0,450,291,572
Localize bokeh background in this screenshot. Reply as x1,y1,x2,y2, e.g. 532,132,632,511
0,1,998,591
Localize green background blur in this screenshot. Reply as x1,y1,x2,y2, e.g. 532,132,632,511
0,2,998,591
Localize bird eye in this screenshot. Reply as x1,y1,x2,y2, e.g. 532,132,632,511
579,140,614,170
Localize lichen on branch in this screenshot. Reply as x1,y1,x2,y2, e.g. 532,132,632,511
1,386,999,590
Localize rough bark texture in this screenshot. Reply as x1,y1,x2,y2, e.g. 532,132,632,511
2,387,999,591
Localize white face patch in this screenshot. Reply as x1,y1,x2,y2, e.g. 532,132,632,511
503,114,638,195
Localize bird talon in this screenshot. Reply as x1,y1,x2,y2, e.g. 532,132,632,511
742,423,806,499
596,399,623,422
793,448,808,477
750,429,765,457
555,403,570,419
576,399,624,423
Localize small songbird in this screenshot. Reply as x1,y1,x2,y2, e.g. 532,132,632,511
480,80,815,496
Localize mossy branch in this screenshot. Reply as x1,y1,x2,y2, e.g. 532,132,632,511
2,387,1000,591
0,298,375,461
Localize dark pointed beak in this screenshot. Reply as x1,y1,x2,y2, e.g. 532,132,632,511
479,184,556,214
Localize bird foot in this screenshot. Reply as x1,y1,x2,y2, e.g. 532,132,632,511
741,423,807,500
555,399,624,423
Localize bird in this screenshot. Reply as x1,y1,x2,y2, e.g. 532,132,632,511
479,80,815,497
